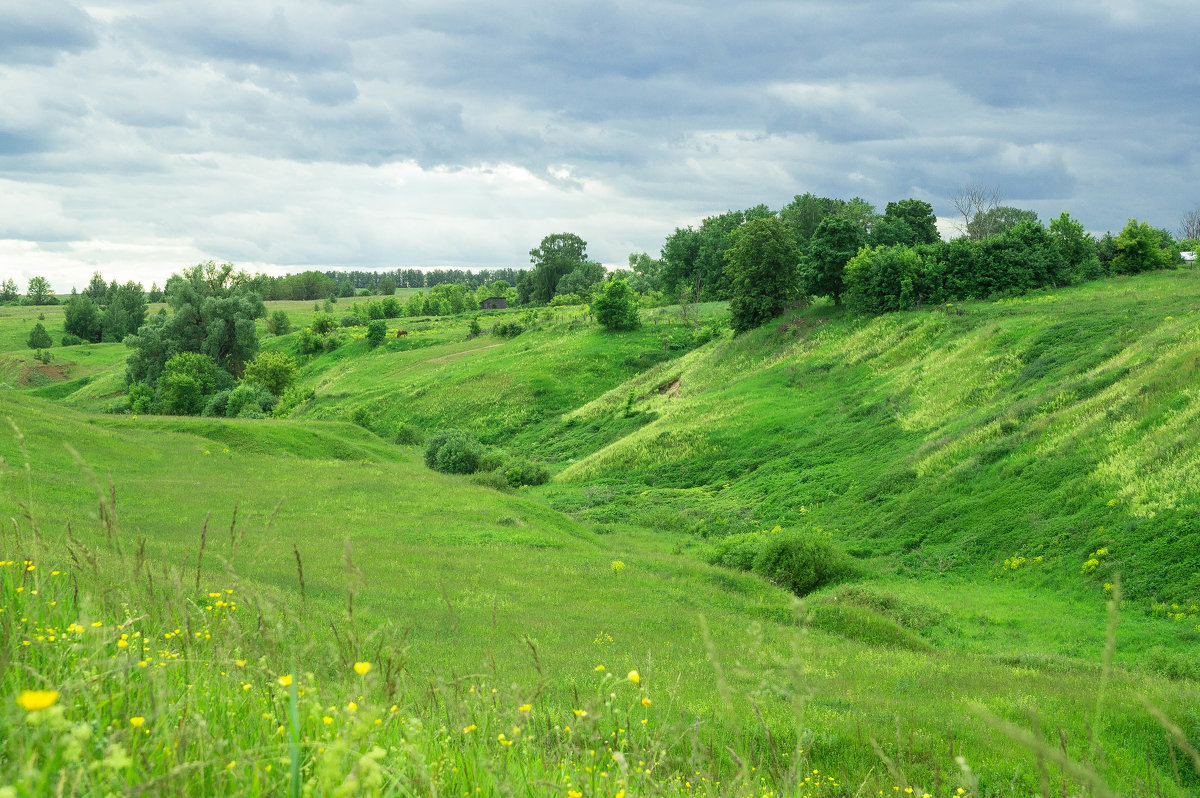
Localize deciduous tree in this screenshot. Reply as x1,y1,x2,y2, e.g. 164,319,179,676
724,216,800,333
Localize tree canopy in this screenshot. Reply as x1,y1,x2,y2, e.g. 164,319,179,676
724,216,800,333
529,233,588,303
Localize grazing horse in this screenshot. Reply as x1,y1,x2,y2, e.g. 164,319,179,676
396,329,408,337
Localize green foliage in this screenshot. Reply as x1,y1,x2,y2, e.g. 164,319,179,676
225,382,276,418
340,313,362,327
366,319,387,347
310,312,336,335
392,423,423,445
156,352,222,415
242,351,298,396
60,333,84,347
723,216,800,333
843,245,924,313
501,457,551,487
23,276,56,305
1112,219,1177,274
529,233,588,302
881,199,940,245
272,385,315,418
266,309,292,335
751,529,857,596
26,322,52,349
967,206,1039,239
492,320,525,338
425,430,484,474
467,317,481,337
590,278,641,331
800,215,866,304
555,261,606,298
63,292,103,342
127,381,154,414
1050,212,1102,281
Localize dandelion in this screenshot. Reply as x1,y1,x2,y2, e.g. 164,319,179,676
573,709,588,717
463,724,477,733
235,659,247,667
322,717,333,725
610,560,625,573
519,703,532,712
594,665,606,672
641,697,651,706
277,674,293,687
130,717,145,727
353,661,371,675
16,690,59,712
347,702,357,712
627,670,640,684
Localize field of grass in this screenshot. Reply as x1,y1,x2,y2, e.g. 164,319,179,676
2,276,1199,795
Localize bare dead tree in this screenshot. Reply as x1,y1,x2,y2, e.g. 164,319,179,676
1179,207,1200,241
951,183,1002,239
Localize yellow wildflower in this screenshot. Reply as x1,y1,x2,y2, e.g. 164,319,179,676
627,670,640,684
16,690,59,711
277,674,293,687
130,717,145,727
353,661,371,675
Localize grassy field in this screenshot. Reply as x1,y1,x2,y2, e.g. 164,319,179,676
1,276,1198,796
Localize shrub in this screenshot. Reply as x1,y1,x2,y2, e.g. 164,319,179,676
157,372,203,415
751,530,856,596
493,321,524,338
26,322,52,349
323,334,341,352
310,312,336,335
202,389,232,417
60,333,84,347
266,309,291,335
591,278,641,331
425,430,483,474
381,296,401,318
297,328,323,354
226,383,276,418
468,317,481,337
366,319,387,347
502,458,550,487
393,423,422,445
706,531,767,572
128,381,154,414
273,385,315,418
479,448,509,472
242,351,298,396
339,314,362,328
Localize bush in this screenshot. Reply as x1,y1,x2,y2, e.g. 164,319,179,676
393,423,422,445
323,334,341,352
751,530,856,596
60,333,85,346
479,448,509,473
157,372,203,415
502,458,550,487
26,322,52,349
266,309,291,335
493,321,524,338
202,389,231,417
591,278,641,331
381,296,401,318
225,383,276,418
339,314,362,328
310,312,336,335
273,385,315,418
706,531,767,572
242,351,298,396
128,381,154,414
424,430,483,474
366,319,387,347
297,328,323,354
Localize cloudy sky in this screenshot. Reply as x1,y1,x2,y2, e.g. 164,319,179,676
2,0,1198,290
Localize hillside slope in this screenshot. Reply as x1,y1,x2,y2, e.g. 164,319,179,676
538,271,1200,602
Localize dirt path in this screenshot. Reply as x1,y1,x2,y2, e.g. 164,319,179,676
425,343,504,364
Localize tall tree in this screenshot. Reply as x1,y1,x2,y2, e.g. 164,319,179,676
800,215,866,304
529,233,588,303
24,276,55,305
879,199,940,246
724,216,800,333
781,193,845,247
64,291,104,342
967,207,1039,240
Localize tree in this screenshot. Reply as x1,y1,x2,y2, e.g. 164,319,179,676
843,245,926,314
366,319,387,347
800,215,866,304
967,206,1039,240
781,193,845,247
555,261,606,297
1049,212,1101,281
84,272,109,301
242,351,298,395
27,322,52,349
724,216,800,333
338,279,356,298
377,276,397,296
951,183,1002,238
659,225,702,296
529,233,588,302
1179,207,1200,242
590,276,641,331
1112,219,1175,274
156,352,223,415
125,261,265,387
626,252,663,293
24,276,55,305
0,279,18,303
266,309,291,335
883,199,940,245
64,291,104,342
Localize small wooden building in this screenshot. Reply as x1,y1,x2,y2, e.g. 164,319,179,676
480,297,507,309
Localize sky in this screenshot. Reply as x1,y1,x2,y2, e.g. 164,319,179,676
1,0,1198,290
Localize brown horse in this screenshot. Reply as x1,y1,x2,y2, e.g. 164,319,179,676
396,329,408,337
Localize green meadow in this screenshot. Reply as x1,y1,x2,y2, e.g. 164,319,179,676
2,274,1199,796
